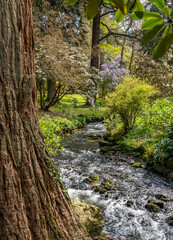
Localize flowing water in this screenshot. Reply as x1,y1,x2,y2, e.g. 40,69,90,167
54,122,173,240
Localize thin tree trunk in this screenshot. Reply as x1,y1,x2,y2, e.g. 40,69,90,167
129,42,135,72
91,7,101,103
0,1,90,239
120,37,126,67
100,50,105,70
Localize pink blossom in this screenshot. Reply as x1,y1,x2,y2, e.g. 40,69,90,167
121,237,126,240
106,235,112,239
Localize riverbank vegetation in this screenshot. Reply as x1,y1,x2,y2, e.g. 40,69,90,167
36,0,173,178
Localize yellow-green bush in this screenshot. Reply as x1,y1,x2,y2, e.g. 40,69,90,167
106,77,158,133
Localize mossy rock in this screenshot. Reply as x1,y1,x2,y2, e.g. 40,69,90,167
166,216,173,226
72,199,104,238
99,140,114,147
132,162,141,167
145,200,165,212
94,179,115,194
102,179,115,190
100,146,113,153
83,175,99,185
155,194,170,202
86,139,95,142
88,134,102,140
126,200,135,207
94,186,107,194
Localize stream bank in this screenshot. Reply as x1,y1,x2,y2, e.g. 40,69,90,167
54,122,173,240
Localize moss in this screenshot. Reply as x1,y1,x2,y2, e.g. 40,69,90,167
94,179,115,194
100,146,113,153
132,162,141,167
84,175,99,185
99,140,114,147
87,134,102,140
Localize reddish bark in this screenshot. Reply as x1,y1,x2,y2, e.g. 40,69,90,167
0,1,91,239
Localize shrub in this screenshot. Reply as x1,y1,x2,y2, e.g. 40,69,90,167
154,125,173,162
138,98,173,133
106,77,157,133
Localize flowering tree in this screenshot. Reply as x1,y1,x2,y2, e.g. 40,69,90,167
100,56,128,98
131,52,173,97
35,34,100,110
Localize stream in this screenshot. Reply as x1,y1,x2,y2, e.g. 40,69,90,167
54,122,173,240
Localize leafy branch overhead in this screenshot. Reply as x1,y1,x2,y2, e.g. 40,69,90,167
67,0,173,59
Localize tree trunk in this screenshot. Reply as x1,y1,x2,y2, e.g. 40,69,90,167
0,1,90,239
100,51,105,70
46,79,56,101
91,7,100,103
120,37,126,67
129,42,135,72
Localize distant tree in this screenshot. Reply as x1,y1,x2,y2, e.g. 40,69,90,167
131,52,173,97
100,56,128,98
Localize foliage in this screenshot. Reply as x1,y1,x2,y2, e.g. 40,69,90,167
106,76,157,132
68,0,173,59
154,125,173,162
137,98,173,133
35,37,98,110
40,115,86,155
40,111,105,155
131,0,173,59
105,97,173,161
132,52,173,97
40,115,62,156
100,56,128,98
33,1,97,110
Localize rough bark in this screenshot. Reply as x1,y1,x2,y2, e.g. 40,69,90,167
0,1,91,239
90,8,100,103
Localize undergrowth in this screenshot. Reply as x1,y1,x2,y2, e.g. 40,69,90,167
40,113,105,155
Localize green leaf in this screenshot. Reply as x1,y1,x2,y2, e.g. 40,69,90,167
148,0,165,10
142,23,165,44
110,0,127,15
131,0,145,19
162,6,170,17
162,25,172,38
115,9,126,22
86,0,102,19
115,0,130,22
131,11,162,20
153,33,173,59
135,11,144,19
142,17,164,30
67,0,78,5
134,0,145,11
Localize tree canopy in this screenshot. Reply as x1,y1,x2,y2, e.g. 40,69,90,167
67,0,173,59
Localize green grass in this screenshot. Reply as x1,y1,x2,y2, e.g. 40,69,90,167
40,94,108,117
60,94,86,106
